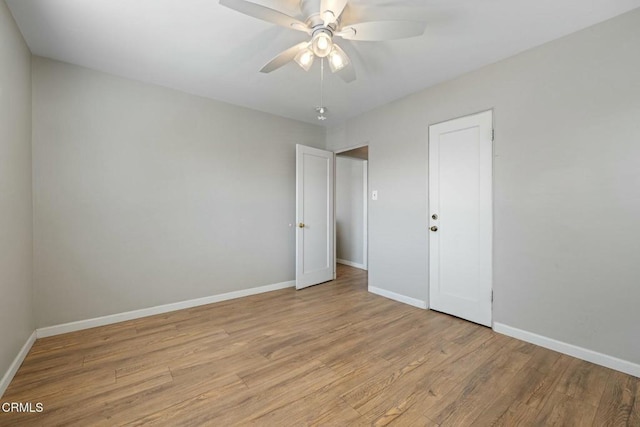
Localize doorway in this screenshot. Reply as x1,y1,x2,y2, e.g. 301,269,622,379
335,145,368,280
428,111,493,326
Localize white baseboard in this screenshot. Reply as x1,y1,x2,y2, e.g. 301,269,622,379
337,259,367,270
493,322,640,378
36,280,295,338
368,286,427,309
0,331,36,398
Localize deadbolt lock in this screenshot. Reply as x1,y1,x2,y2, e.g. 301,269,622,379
431,214,438,220
430,226,438,232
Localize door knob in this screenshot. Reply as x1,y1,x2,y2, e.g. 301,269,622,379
430,226,438,232
298,223,305,228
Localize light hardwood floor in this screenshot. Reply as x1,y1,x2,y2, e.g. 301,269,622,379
1,265,638,426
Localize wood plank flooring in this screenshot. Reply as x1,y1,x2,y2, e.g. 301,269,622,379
1,265,638,426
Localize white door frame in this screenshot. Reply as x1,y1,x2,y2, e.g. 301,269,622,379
334,144,369,273
362,160,368,270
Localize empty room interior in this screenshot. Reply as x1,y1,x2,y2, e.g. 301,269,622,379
1,0,640,425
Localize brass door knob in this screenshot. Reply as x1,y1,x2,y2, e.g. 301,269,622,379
430,226,438,232
298,223,305,228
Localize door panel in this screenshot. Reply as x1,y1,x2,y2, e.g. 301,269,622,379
429,111,493,326
296,144,334,289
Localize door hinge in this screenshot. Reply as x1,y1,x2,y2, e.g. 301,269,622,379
491,129,495,141
491,290,494,302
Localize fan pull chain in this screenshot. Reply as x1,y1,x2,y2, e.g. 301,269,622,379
320,58,324,107
317,58,327,120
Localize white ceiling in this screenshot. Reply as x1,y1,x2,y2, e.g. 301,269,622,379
7,0,640,125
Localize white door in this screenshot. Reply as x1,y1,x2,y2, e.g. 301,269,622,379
296,144,334,289
428,110,493,326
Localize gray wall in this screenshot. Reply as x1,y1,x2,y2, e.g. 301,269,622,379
0,1,33,382
336,157,365,266
327,9,640,364
32,57,325,328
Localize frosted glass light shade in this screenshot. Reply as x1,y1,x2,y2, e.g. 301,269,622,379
311,32,333,58
328,47,349,72
294,48,315,71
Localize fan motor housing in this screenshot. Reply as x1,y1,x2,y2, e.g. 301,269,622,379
301,0,339,32
312,26,333,39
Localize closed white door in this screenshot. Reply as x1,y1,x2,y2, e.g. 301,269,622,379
428,111,493,326
296,144,334,289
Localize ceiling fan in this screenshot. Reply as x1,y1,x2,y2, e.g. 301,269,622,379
219,0,426,83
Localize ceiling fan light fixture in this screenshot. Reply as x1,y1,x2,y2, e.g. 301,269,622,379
294,47,315,71
328,47,349,73
221,0,428,84
311,31,333,57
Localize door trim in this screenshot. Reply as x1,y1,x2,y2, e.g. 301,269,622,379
334,143,368,154
362,160,368,270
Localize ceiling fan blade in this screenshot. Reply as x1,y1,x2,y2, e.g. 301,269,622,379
220,0,310,34
320,0,348,25
333,44,356,83
260,41,309,73
336,20,426,41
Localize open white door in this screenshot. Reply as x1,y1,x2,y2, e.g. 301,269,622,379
296,144,334,289
428,110,493,326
